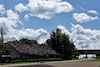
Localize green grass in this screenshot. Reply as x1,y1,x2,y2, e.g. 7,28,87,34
89,58,100,61
0,58,62,65
0,58,80,65
72,58,79,60
80,58,100,62
0,61,37,65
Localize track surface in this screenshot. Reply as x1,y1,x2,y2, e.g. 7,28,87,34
1,59,100,67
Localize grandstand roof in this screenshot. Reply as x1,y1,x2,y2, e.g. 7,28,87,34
8,41,60,56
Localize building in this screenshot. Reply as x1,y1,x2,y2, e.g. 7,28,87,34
8,41,60,59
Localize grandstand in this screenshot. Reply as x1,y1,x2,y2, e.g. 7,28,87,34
8,41,60,59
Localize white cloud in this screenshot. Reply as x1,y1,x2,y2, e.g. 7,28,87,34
15,0,74,19
0,5,49,44
24,14,29,21
70,24,100,49
7,10,19,21
73,13,98,23
0,9,21,35
57,25,70,35
2,9,21,27
0,4,5,15
15,3,28,12
0,11,49,44
88,10,98,14
4,27,49,44
58,24,100,49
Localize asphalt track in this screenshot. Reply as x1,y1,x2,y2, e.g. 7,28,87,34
22,62,100,67
1,59,100,67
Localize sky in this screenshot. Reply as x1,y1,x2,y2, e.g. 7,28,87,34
0,0,100,50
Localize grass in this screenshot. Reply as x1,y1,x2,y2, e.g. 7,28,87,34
0,61,37,65
79,58,100,62
72,58,79,60
88,58,100,61
0,58,62,65
0,58,80,65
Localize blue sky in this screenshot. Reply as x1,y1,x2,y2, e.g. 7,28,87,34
0,0,100,49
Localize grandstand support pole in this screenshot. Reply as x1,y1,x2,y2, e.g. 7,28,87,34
62,45,64,59
46,53,49,61
38,55,40,62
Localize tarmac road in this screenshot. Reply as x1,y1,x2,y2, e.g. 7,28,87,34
1,59,100,67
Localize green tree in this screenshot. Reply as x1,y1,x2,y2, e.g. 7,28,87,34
0,41,3,50
46,28,76,59
46,39,51,47
19,38,38,44
49,28,62,51
60,34,75,58
0,27,4,50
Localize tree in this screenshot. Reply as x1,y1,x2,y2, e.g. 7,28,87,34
49,28,62,51
60,34,75,58
0,27,4,50
46,28,76,59
0,42,3,50
46,39,51,47
1,27,3,43
19,38,38,44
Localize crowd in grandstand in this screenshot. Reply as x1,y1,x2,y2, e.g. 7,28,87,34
8,41,59,56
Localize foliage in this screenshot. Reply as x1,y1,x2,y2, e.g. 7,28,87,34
0,27,3,43
19,38,38,44
0,41,10,50
0,27,4,50
60,33,75,58
49,28,62,51
46,28,76,59
39,43,46,46
0,43,3,50
95,51,100,54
